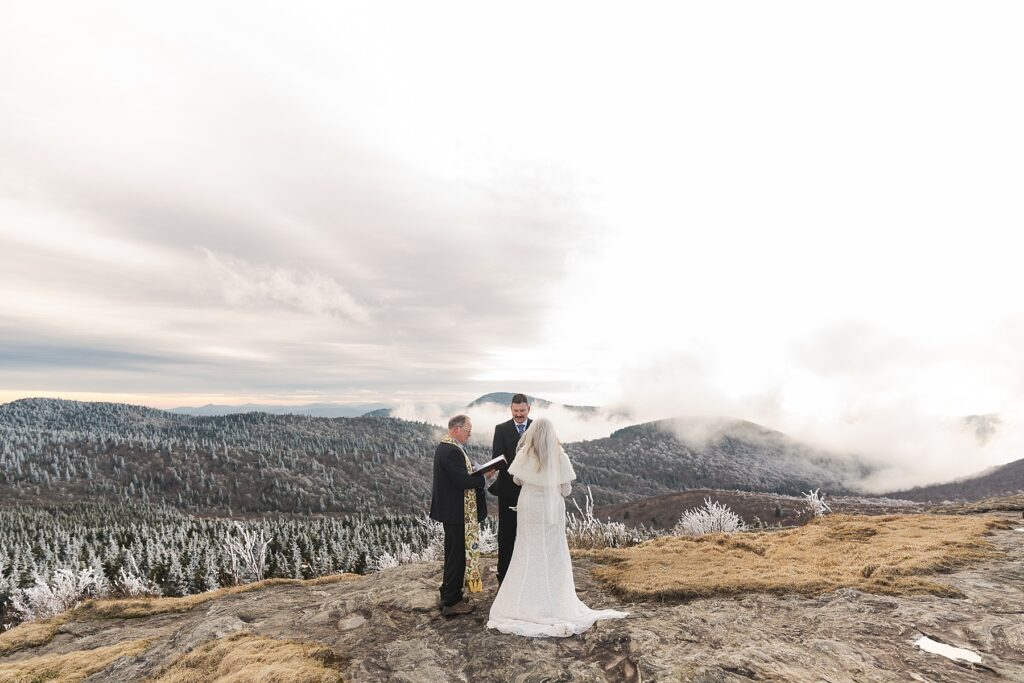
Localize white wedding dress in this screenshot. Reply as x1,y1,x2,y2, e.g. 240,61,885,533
486,481,628,638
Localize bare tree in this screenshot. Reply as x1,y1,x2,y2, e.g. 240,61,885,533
11,567,109,621
226,522,271,583
674,497,747,535
803,488,832,517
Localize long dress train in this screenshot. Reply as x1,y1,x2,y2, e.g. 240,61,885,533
487,483,628,637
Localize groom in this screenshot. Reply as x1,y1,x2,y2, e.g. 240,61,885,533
490,393,531,584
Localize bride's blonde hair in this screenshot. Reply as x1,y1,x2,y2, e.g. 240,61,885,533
515,417,560,473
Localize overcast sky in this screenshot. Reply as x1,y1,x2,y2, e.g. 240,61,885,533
2,2,1022,488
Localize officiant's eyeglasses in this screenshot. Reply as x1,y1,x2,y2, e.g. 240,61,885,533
460,425,472,435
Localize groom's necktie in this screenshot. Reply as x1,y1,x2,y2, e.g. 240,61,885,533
516,423,525,436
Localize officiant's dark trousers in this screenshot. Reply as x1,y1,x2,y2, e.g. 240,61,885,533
496,500,517,583
440,522,466,607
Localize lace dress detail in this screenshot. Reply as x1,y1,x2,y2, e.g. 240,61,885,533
486,483,628,637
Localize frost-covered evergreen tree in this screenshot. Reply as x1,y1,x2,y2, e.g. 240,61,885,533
290,540,304,579
163,553,188,597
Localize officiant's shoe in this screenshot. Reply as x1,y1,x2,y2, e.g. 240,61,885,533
437,595,467,608
441,599,475,617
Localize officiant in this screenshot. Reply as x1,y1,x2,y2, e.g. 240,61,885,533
429,414,494,617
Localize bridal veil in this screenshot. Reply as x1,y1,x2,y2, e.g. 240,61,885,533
507,417,576,522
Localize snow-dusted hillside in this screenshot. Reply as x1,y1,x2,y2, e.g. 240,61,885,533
1,399,875,516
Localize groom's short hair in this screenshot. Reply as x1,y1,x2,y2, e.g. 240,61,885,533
511,393,529,405
448,414,470,430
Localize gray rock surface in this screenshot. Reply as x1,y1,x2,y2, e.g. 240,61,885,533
2,514,1022,682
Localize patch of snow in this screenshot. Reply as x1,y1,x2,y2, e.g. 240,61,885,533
914,636,982,664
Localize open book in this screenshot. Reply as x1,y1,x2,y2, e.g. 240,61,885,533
472,455,507,476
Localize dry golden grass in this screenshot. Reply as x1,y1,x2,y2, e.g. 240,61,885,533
0,637,151,682
75,573,359,620
149,632,345,683
0,616,68,656
582,513,1011,601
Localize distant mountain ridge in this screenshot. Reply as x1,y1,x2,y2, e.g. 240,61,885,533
362,392,612,419
887,457,1024,502
171,402,388,418
466,392,601,414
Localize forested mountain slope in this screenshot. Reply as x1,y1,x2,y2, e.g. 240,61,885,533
1,399,872,515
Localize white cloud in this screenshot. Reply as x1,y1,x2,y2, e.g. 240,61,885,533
2,2,1023,489
391,398,636,446
202,249,369,322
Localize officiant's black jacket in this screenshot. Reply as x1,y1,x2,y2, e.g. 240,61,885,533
430,442,487,524
490,418,531,503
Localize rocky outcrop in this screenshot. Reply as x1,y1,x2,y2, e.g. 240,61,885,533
2,514,1022,682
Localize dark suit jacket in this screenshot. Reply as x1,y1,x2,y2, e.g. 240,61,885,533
490,418,531,503
429,441,487,524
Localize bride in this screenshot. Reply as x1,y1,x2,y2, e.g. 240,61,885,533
487,417,628,637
